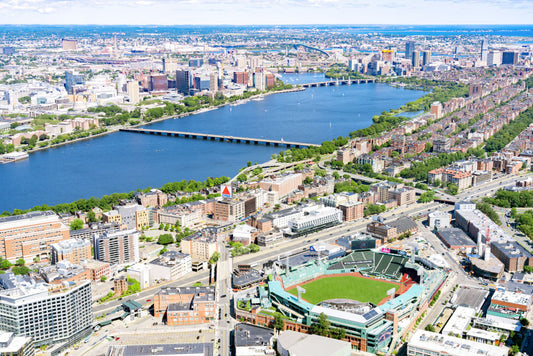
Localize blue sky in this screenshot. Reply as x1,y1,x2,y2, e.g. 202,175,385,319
0,0,531,25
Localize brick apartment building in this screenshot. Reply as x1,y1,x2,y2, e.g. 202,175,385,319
154,286,216,326
338,201,364,221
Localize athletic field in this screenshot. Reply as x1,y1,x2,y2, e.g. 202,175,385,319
287,276,398,305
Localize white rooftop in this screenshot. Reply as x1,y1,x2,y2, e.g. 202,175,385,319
277,330,351,356
441,306,475,337
409,330,508,356
492,290,531,307
466,328,500,342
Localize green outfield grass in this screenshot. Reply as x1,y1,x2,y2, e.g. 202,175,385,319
287,276,398,305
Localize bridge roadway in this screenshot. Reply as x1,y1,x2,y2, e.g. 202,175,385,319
301,78,376,88
120,128,320,148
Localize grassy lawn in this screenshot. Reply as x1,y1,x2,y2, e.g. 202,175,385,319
287,276,398,305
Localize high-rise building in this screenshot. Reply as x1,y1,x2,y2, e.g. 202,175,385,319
50,239,92,265
248,56,261,71
209,72,218,92
480,39,489,63
348,58,357,71
93,229,140,265
405,41,415,60
381,49,394,62
254,72,265,91
162,58,178,73
411,50,421,68
149,74,168,92
421,50,432,65
502,51,519,65
233,72,249,85
64,71,85,95
62,39,78,51
188,58,203,67
0,211,69,263
0,273,92,347
176,69,191,95
265,73,275,89
487,50,502,67
127,81,140,104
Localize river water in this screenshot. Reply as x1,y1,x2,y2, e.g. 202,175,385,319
0,73,424,211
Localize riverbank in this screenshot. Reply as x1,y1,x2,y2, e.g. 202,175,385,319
0,79,425,212
19,86,304,157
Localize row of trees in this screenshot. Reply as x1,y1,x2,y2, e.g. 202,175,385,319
275,137,349,163
308,313,346,340
228,241,260,257
160,176,230,194
514,210,533,239
333,180,370,194
484,106,533,153
485,189,533,208
1,175,230,217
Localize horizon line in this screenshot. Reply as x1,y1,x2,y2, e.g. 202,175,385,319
0,23,532,26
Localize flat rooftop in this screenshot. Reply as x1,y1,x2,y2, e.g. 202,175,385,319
409,330,507,356
106,343,213,356
437,228,476,248
234,323,274,348
492,289,532,307
0,210,60,229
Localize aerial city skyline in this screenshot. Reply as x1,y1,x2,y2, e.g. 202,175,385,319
0,1,532,356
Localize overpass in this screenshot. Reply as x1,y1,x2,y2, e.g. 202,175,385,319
301,78,376,88
120,128,320,148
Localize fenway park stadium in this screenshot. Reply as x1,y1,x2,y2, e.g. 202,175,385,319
234,249,447,354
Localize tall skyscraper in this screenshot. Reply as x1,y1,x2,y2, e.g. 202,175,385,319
162,58,178,73
149,74,168,92
487,50,502,67
93,229,140,265
412,50,421,68
421,50,432,66
254,72,265,91
502,51,519,65
176,69,191,95
127,81,140,104
209,72,218,92
188,58,203,67
405,41,415,60
480,39,489,63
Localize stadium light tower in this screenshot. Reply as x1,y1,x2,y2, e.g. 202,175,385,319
387,288,396,302
297,286,306,301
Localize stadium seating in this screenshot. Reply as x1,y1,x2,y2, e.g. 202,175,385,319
328,250,408,280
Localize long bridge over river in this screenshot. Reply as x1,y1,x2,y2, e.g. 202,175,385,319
120,128,320,148
301,78,376,88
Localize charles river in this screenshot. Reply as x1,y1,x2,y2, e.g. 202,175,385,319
0,73,425,212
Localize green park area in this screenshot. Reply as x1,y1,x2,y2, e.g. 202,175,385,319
287,276,398,305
